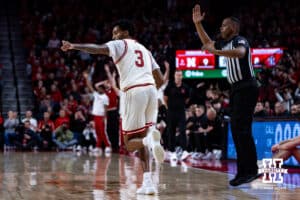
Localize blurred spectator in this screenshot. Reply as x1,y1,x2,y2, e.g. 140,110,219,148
67,95,79,114
4,111,19,149
47,31,60,49
50,84,63,111
13,121,39,151
39,123,54,151
290,104,300,118
38,111,55,132
274,101,289,117
264,101,274,116
53,122,77,150
37,111,55,150
196,107,216,160
55,109,70,128
204,107,223,160
294,82,300,102
274,88,293,112
188,105,206,155
22,110,38,132
70,110,87,151
81,121,97,151
253,101,267,117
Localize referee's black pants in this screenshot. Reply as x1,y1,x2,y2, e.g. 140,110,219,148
230,81,259,176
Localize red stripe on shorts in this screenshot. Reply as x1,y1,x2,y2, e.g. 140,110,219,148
123,126,147,135
123,83,154,92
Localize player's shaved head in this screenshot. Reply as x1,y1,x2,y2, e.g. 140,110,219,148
113,19,135,37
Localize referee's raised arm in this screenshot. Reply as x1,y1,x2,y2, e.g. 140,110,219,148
192,4,214,45
193,5,246,59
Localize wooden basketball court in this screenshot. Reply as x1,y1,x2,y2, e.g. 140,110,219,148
0,152,299,200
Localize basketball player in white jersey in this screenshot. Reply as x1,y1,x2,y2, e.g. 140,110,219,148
61,19,164,195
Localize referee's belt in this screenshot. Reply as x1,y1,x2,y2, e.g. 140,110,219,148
231,78,258,91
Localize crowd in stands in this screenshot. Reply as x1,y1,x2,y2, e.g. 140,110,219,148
0,0,299,161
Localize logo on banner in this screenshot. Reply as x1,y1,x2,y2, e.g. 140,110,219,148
258,158,288,183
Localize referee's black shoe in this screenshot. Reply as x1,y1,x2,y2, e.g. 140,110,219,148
229,173,262,186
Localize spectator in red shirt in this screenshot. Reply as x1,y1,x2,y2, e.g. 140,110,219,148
50,84,63,112
33,80,44,99
37,111,55,150
55,109,70,129
43,56,56,73
67,95,78,114
38,111,55,132
50,84,63,103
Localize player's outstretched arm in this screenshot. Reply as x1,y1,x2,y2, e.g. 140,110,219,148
192,4,213,45
61,40,109,55
163,61,170,83
153,68,164,89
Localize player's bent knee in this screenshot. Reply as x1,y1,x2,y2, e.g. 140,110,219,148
123,138,137,152
123,139,134,152
125,143,136,152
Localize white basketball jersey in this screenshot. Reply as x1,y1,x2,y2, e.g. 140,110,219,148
106,39,159,90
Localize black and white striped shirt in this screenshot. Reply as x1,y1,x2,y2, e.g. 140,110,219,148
215,36,255,84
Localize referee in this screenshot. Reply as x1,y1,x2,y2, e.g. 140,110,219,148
192,4,261,186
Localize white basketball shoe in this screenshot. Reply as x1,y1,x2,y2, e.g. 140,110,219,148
136,172,156,195
143,129,165,163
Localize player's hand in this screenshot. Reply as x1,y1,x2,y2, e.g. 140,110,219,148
61,40,74,51
192,4,205,24
163,61,170,70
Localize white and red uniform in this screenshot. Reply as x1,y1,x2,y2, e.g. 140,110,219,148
91,91,111,147
106,39,159,135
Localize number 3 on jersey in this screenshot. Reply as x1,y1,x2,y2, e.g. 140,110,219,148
134,50,144,67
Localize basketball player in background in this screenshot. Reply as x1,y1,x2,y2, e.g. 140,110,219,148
61,19,164,195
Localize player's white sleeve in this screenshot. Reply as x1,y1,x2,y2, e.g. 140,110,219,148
148,52,160,70
105,40,126,62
